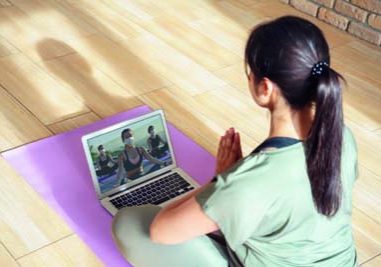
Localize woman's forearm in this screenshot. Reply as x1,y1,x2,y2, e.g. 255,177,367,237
157,185,206,214
143,149,164,165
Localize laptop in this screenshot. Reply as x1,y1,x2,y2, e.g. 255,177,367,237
82,110,200,215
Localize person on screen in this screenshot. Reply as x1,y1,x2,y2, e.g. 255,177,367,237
116,128,165,184
95,145,117,177
147,125,168,158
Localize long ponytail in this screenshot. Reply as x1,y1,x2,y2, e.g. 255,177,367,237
306,68,344,217
245,16,345,217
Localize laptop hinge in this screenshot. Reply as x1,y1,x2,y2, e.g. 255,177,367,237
108,170,173,198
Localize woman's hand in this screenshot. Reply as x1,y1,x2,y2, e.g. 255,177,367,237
215,128,243,175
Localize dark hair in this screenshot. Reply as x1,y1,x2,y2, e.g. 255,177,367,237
97,145,104,151
245,16,344,217
121,128,132,141
148,125,154,133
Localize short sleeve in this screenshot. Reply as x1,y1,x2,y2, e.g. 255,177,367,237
344,126,359,181
195,155,292,249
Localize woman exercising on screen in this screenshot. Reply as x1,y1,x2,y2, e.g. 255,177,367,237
147,125,168,158
116,128,164,184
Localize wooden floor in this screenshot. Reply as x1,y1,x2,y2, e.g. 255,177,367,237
0,0,380,266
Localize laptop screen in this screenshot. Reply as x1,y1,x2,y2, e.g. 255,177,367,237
85,113,173,195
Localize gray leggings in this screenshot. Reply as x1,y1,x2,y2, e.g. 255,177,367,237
112,204,228,267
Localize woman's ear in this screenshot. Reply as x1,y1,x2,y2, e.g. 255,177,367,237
254,78,275,108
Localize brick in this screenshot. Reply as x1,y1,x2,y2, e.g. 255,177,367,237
351,0,381,14
290,0,319,16
318,8,349,30
368,14,381,31
311,0,335,8
335,0,368,23
348,21,381,45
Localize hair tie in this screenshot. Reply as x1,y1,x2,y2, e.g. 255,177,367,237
311,61,329,76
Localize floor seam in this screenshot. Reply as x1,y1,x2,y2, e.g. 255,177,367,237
15,233,75,261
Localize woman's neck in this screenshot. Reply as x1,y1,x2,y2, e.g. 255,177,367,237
125,146,136,151
268,105,314,141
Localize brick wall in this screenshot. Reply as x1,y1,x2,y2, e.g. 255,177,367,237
281,0,381,46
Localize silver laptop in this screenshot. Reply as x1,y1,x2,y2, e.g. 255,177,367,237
82,110,200,215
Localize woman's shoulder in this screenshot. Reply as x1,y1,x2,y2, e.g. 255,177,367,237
217,153,293,185
343,125,357,148
342,125,358,165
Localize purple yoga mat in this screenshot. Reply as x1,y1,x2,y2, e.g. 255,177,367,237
2,105,216,267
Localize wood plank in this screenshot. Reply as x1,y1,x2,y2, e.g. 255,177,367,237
105,0,236,25
63,34,172,95
0,86,51,152
10,0,95,37
0,0,12,7
102,0,166,23
141,15,241,71
362,255,381,267
52,0,144,43
346,121,381,178
121,33,227,95
332,41,381,88
189,15,251,57
213,62,248,92
221,0,268,9
332,41,381,131
352,208,381,264
0,242,18,267
48,112,100,134
0,6,77,61
2,0,95,61
107,0,264,58
142,0,265,26
0,54,89,124
17,234,104,267
341,75,381,131
0,156,72,258
353,166,381,225
203,0,267,31
0,35,18,57
37,52,143,118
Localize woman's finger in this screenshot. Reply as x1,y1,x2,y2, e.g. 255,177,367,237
236,133,243,159
220,136,227,160
232,132,240,153
225,135,232,149
233,132,243,160
217,136,223,158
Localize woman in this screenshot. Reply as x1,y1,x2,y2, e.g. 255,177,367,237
95,145,118,177
117,128,165,184
147,125,168,158
112,16,358,267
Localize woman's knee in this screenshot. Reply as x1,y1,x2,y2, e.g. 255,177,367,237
111,205,161,248
111,206,228,267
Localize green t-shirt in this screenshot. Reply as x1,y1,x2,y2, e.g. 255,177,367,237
196,127,358,267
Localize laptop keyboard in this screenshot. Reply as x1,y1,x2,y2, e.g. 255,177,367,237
110,172,195,209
